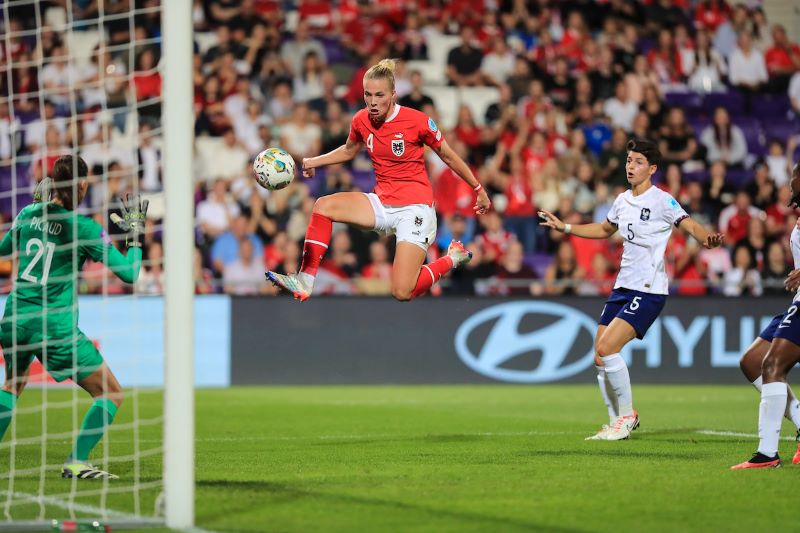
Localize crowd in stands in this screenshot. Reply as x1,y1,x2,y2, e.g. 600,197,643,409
1,0,800,297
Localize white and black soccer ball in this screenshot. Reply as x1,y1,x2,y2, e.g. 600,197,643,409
253,147,296,190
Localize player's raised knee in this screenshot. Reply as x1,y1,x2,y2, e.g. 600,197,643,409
391,286,413,302
313,196,333,217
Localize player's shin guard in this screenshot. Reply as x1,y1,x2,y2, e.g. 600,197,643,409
602,353,633,417
299,213,333,279
70,398,118,462
0,390,16,440
757,382,788,458
410,256,454,299
596,366,618,421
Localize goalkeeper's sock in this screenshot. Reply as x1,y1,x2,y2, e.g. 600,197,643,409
410,256,454,299
0,390,17,440
70,398,118,462
299,213,332,280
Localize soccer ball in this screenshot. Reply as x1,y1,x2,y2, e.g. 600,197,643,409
253,147,295,190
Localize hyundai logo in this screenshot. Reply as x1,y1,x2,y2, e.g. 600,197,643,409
455,301,597,383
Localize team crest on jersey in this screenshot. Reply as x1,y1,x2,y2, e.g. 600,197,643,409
414,216,423,226
640,208,651,221
392,139,405,156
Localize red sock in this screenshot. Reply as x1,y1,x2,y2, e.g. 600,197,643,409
410,256,454,299
299,213,332,277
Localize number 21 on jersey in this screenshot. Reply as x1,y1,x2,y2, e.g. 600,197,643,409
21,238,55,285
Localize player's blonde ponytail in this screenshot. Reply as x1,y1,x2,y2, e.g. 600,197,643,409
363,58,398,90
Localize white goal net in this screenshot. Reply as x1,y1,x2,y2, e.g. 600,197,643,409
0,0,192,529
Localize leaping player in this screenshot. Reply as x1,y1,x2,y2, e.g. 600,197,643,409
266,58,491,301
539,138,724,440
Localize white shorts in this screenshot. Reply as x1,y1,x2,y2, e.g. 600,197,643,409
364,193,437,251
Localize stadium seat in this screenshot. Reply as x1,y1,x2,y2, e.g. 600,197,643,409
405,60,446,86
525,253,554,277
725,168,752,188
458,87,500,126
65,30,101,68
737,122,765,155
752,94,792,119
351,169,376,191
703,91,744,116
765,119,799,146
425,34,461,83
683,170,709,182
427,86,459,129
664,92,703,114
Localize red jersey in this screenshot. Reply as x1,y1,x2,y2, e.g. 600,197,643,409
348,105,443,206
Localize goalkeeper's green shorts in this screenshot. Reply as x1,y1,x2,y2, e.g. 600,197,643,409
1,324,104,383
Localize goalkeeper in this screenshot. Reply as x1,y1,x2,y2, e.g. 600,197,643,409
0,155,147,480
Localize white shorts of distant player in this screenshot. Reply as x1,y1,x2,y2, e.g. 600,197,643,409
364,192,437,251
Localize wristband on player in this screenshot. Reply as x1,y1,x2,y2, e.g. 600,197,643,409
563,223,572,234
473,183,483,193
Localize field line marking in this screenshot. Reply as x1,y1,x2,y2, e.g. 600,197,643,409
696,429,796,441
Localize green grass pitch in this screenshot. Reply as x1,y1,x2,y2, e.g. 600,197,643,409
2,385,798,532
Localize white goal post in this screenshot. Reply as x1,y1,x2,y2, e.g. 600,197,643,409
161,0,195,529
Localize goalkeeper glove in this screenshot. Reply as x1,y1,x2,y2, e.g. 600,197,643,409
110,194,149,248
33,177,53,203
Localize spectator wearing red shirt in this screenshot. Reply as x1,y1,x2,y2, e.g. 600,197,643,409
693,0,731,33
648,28,683,85
718,191,765,245
133,48,161,101
667,230,707,296
475,211,516,264
765,25,800,92
499,156,537,252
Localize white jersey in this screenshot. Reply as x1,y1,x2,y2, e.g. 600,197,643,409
607,186,689,295
791,225,800,303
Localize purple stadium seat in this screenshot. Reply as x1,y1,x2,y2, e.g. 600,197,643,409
725,168,752,189
703,91,744,116
738,122,765,155
752,94,791,119
525,253,554,278
351,169,376,191
763,118,799,145
683,170,708,182
688,117,710,135
664,92,703,113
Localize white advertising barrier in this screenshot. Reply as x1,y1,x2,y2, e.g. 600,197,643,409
0,295,231,387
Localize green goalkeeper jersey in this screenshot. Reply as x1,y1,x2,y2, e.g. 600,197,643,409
0,202,142,337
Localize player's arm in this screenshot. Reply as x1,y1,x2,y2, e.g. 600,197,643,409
84,195,147,283
432,139,491,214
301,136,363,178
538,209,617,239
678,217,724,249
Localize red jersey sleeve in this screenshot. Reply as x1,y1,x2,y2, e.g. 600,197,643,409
419,115,443,150
348,113,364,144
